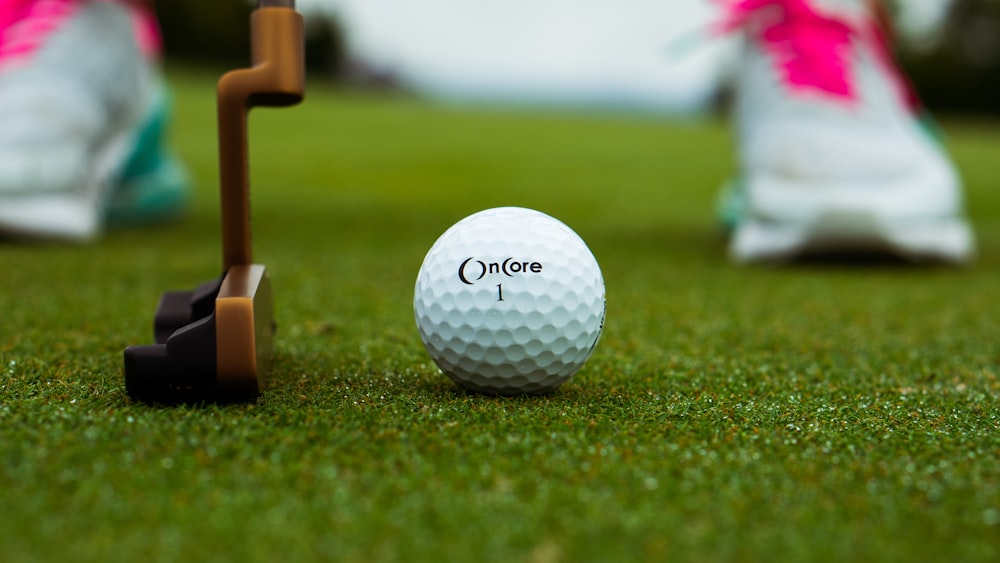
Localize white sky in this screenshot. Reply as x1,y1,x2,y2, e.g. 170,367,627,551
293,0,954,114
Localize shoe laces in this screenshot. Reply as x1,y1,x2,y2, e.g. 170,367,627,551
712,0,920,111
0,0,79,71
0,0,161,72
714,0,866,101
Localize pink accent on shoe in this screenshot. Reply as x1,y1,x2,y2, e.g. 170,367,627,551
715,0,858,102
129,2,162,57
0,0,79,70
0,0,35,36
0,0,158,70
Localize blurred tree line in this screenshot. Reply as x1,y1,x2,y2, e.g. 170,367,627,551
154,0,1000,115
152,0,344,75
897,0,1000,115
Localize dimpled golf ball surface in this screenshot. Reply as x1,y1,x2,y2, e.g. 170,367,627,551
414,207,605,395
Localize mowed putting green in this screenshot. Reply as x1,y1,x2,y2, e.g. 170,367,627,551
1,68,998,562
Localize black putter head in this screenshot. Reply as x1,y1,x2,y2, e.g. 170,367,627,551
123,1,304,403
123,266,275,403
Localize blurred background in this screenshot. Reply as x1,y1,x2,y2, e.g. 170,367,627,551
155,0,1000,116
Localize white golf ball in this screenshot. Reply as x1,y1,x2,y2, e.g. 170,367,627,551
414,207,605,395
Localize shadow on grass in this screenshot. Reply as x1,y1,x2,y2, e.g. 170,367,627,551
595,222,965,272
756,249,971,273
122,388,262,408
787,251,921,269
420,376,618,408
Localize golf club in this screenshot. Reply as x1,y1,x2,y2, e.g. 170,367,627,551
123,0,305,402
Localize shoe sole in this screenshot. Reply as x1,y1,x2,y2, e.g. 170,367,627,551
0,195,100,240
730,211,975,264
0,125,131,241
729,172,976,264
0,86,161,242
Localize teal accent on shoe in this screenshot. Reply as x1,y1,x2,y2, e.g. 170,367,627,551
107,89,191,226
716,177,746,234
916,110,946,144
120,97,171,179
106,154,190,226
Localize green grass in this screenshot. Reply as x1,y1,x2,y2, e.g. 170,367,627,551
2,68,999,562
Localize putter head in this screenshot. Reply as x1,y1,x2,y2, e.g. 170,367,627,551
124,265,274,403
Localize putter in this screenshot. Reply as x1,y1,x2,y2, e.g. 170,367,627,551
123,0,305,402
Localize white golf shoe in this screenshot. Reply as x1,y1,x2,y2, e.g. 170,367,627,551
0,0,188,241
717,0,974,263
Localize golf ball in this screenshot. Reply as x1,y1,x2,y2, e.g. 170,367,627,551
414,207,605,395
